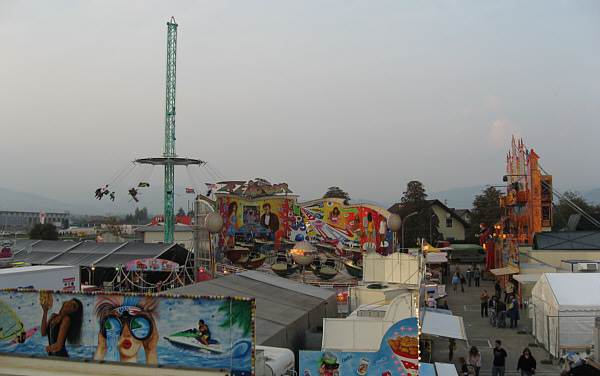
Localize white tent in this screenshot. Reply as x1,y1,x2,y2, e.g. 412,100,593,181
530,273,600,357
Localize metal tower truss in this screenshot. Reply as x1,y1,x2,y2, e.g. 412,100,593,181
136,18,204,244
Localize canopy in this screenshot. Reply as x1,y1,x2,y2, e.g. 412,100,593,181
435,362,459,376
490,266,519,276
513,273,542,284
10,240,191,268
426,252,448,263
530,273,600,357
421,310,467,340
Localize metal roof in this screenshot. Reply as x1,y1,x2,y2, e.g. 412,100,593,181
10,240,191,268
533,231,600,250
169,270,338,349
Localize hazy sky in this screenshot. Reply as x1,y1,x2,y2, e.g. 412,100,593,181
1,1,599,213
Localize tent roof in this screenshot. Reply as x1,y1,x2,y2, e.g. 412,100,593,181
541,273,600,311
169,270,338,346
10,239,191,268
421,310,467,340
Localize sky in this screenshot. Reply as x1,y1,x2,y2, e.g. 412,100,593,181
1,1,599,214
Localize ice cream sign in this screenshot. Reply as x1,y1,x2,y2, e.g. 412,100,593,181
299,317,420,376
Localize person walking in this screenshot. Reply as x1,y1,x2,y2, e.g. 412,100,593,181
504,279,514,303
492,340,507,376
452,273,459,292
508,295,520,329
459,273,466,293
497,300,507,328
455,262,461,276
516,347,536,376
467,346,482,376
474,266,481,287
494,280,502,300
466,267,472,287
449,338,457,361
489,295,498,326
480,290,489,317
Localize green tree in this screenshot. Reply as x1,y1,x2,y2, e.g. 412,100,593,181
252,178,271,186
133,207,150,224
552,190,594,231
176,207,186,217
468,186,502,240
29,223,59,240
398,181,437,247
323,186,351,205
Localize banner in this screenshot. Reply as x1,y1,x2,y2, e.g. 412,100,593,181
300,317,419,376
0,289,254,373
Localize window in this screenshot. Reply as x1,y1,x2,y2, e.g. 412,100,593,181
446,219,453,227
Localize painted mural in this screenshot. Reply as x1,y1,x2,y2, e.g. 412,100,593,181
299,318,419,376
0,289,254,373
211,181,395,262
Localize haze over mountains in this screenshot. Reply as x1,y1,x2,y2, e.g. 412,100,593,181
2,186,599,218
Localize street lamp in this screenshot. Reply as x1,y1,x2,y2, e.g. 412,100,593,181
429,214,436,245
401,212,418,252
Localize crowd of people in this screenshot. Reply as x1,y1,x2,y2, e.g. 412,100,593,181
454,341,536,376
439,263,534,375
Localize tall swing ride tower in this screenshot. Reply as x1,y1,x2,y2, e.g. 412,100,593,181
136,17,204,243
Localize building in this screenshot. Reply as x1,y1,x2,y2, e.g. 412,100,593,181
0,210,70,232
136,223,194,249
388,199,471,242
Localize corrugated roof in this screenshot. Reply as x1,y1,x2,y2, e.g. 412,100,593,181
169,270,337,348
533,231,600,250
11,240,191,268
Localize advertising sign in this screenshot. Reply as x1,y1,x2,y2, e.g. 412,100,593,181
300,317,419,376
126,258,180,272
0,289,254,374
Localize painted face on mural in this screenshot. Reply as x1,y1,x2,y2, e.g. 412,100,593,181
100,306,154,362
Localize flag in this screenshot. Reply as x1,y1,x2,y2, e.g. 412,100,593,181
138,182,150,187
186,188,195,194
205,183,217,189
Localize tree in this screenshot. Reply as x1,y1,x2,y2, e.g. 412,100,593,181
176,207,186,217
29,223,59,240
322,186,351,205
468,186,502,240
552,190,594,231
397,181,437,247
252,178,271,186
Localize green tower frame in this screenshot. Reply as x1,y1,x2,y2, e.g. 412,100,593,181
163,17,178,244
136,18,204,244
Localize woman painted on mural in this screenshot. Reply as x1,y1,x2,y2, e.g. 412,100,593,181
327,207,341,224
93,295,159,364
223,201,238,250
366,212,375,246
39,292,84,357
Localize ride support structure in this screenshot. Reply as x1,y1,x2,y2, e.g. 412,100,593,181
136,17,204,243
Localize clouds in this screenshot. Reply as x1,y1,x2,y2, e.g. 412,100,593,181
1,1,599,214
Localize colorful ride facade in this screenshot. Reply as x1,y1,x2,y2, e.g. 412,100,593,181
208,180,398,258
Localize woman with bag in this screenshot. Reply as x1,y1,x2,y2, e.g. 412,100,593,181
467,346,482,376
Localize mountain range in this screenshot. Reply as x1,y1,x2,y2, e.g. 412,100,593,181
1,185,599,217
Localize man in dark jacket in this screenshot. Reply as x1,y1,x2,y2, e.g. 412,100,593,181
492,340,507,376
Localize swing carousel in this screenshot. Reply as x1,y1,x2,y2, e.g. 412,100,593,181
110,257,194,293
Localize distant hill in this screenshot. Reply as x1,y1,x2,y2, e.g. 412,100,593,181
2,185,598,217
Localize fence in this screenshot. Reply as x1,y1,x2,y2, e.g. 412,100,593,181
529,301,597,358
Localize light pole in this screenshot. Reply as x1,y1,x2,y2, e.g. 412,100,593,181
429,214,436,245
401,212,418,252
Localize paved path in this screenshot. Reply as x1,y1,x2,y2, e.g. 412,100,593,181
428,270,563,375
